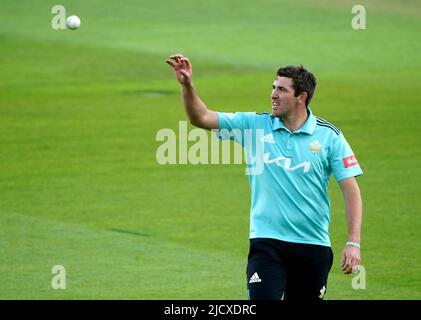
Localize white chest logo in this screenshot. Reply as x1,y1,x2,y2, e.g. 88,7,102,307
310,140,322,153
264,153,311,173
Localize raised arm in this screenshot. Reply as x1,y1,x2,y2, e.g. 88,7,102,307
165,54,218,130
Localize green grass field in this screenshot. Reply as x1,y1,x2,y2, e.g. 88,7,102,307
1,0,420,299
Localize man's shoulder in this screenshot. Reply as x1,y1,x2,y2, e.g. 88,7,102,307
219,111,270,117
254,112,273,122
254,112,274,128
256,112,271,117
313,116,341,136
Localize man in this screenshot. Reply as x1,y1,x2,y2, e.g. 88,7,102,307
165,54,363,301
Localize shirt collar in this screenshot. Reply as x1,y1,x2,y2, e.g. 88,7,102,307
272,107,317,135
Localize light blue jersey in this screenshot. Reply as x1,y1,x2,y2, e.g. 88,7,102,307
217,108,363,247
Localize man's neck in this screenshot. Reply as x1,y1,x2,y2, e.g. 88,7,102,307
280,106,308,132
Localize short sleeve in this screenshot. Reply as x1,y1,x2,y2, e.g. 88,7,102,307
330,132,363,181
216,112,255,145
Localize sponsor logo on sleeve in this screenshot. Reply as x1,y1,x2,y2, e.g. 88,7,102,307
343,155,358,168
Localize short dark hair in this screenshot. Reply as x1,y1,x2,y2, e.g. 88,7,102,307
276,65,316,106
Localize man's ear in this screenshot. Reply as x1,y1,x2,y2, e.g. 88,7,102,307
298,92,308,105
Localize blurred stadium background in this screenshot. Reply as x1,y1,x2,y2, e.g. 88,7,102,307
0,0,420,299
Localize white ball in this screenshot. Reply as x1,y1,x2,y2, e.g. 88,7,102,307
66,15,81,30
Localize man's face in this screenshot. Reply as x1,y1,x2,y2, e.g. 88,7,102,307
271,76,298,117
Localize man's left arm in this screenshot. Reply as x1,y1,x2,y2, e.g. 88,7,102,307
338,176,363,275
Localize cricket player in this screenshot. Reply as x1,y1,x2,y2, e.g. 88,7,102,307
166,54,363,301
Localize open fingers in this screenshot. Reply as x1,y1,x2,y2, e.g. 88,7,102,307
169,54,191,67
165,59,176,68
166,54,187,69
166,57,183,70
165,53,192,85
170,53,184,60
179,57,191,68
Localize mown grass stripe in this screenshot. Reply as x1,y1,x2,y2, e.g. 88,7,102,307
108,228,150,237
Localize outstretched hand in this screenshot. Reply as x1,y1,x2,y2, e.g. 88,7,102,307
165,54,192,86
